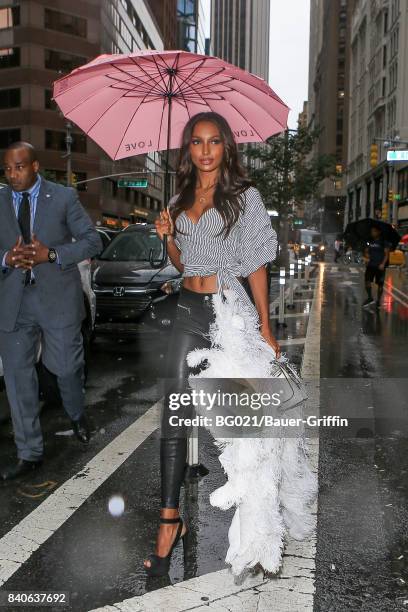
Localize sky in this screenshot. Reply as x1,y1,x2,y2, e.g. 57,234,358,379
201,0,310,130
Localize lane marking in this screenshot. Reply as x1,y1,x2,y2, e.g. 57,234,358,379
270,312,309,319
279,337,306,346
383,286,408,308
91,272,324,612
291,298,314,303
0,403,160,586
386,283,408,300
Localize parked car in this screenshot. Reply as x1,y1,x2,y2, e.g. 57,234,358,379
92,224,181,332
96,226,120,251
0,259,96,410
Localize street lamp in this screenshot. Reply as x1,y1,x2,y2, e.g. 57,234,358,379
62,121,73,186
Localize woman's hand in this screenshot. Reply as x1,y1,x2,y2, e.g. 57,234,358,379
260,325,281,359
155,209,174,241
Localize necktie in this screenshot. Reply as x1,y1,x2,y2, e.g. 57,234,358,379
17,192,31,284
18,192,31,244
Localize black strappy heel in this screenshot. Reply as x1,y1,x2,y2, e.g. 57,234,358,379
144,516,187,577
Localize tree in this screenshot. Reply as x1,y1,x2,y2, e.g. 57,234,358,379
245,126,336,265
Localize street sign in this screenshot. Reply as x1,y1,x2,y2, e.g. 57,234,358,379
118,179,148,188
293,219,303,226
387,150,408,162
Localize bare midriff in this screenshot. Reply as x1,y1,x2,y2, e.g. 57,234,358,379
182,274,244,294
182,273,218,293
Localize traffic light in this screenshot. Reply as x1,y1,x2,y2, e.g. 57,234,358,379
388,188,394,202
370,143,379,167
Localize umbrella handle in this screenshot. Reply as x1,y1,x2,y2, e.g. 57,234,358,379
149,235,167,269
150,205,170,269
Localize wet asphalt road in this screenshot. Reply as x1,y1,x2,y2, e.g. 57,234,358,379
0,261,408,611
315,264,408,612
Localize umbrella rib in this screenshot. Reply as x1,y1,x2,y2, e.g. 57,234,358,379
172,75,217,114
156,98,168,151
172,74,193,122
159,52,183,150
171,57,208,97
54,71,159,115
114,87,157,159
106,74,158,96
218,98,265,141
136,53,173,94
173,66,228,96
109,62,166,95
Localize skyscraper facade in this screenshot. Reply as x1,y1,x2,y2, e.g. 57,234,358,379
345,0,408,230
210,0,270,80
307,0,355,233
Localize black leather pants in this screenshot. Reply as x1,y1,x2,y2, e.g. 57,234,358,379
161,286,215,508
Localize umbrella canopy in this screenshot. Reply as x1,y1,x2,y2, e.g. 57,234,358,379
53,50,289,160
343,219,401,250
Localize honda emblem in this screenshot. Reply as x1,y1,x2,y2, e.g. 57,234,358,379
113,286,125,297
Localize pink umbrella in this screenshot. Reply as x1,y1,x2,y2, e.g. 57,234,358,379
53,50,289,266
53,49,289,161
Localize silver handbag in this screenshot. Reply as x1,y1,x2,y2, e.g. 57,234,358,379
269,359,308,413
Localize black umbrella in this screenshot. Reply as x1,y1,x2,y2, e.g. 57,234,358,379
343,219,401,250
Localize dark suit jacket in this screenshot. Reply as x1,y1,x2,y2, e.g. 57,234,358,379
0,177,102,332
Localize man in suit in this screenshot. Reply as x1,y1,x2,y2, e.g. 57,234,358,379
0,141,102,480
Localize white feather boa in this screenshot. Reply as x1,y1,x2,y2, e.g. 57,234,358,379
186,289,317,577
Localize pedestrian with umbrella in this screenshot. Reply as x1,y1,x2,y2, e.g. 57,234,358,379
344,218,401,309
53,50,317,579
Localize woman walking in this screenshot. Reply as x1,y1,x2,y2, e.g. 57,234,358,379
144,111,316,578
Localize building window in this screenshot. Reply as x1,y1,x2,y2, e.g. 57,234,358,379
0,47,20,69
45,130,87,154
44,8,87,38
45,169,87,191
0,88,20,109
365,182,371,217
0,128,20,148
0,6,19,29
44,89,57,110
44,49,87,73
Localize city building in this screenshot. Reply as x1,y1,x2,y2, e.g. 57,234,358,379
0,1,176,225
146,0,178,49
210,0,270,80
177,0,206,54
307,0,355,234
298,101,308,130
345,0,408,231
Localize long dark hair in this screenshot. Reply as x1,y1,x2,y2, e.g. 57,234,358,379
171,112,254,238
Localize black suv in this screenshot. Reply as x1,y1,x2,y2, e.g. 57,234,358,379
92,224,181,332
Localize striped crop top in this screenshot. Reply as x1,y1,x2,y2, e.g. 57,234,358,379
168,186,278,321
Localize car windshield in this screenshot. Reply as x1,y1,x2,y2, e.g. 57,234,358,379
99,230,163,262
301,232,321,245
